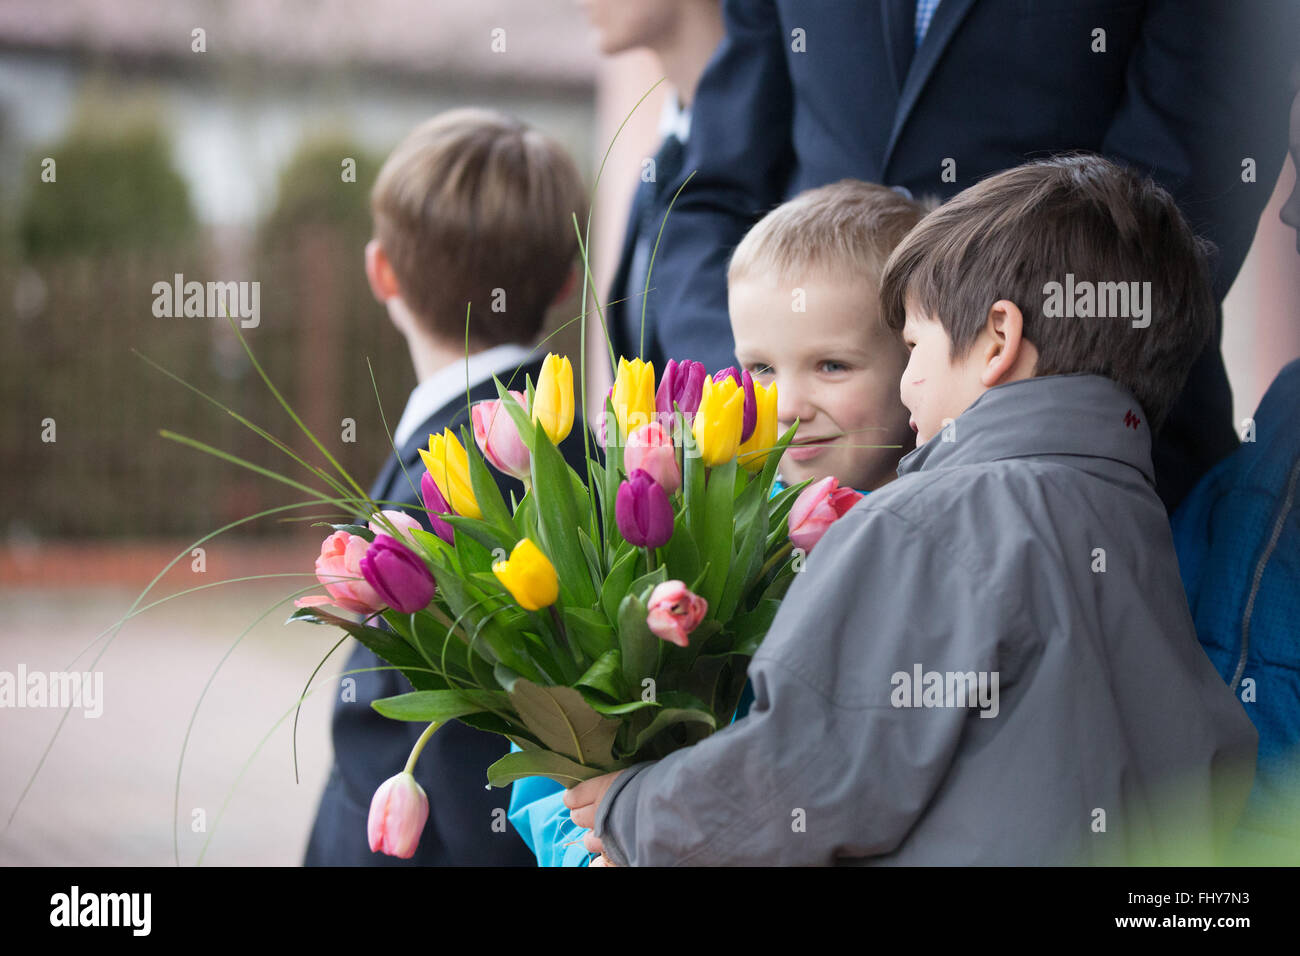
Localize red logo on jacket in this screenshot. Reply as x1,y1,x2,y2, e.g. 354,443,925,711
1123,409,1141,430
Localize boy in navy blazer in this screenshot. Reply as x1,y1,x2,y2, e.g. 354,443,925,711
304,108,592,866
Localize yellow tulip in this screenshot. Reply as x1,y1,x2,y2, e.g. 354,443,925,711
691,374,746,466
418,429,482,520
611,356,656,441
492,538,559,611
738,379,778,472
531,353,574,444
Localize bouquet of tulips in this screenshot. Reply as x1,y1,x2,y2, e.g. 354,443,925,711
291,352,864,854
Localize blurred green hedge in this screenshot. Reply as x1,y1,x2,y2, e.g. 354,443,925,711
2,119,415,540
19,122,196,259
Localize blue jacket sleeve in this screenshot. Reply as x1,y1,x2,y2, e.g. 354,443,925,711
506,744,591,867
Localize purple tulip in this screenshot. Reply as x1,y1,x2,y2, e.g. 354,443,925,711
656,359,707,422
712,366,758,444
420,472,456,544
360,534,436,614
615,469,675,549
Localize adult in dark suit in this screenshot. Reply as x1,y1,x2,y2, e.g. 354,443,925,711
303,351,596,866
579,0,725,371
647,0,1299,512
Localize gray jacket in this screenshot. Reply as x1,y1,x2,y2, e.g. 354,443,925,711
595,374,1258,865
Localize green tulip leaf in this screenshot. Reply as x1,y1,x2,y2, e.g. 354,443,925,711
575,648,624,701
699,458,737,611
508,678,620,767
576,526,606,597
442,515,517,558
563,606,617,660
287,606,444,691
601,545,641,624
661,510,701,590
589,697,658,716
729,598,782,657
680,405,707,539
371,687,509,722
460,422,519,541
485,749,608,789
617,591,660,699
409,527,454,565
317,522,373,540
632,692,716,752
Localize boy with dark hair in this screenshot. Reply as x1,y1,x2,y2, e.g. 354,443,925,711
565,153,1257,865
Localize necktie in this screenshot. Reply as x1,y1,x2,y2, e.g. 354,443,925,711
915,0,941,47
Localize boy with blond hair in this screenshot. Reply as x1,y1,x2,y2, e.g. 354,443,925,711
727,179,930,494
566,154,1258,865
305,108,590,866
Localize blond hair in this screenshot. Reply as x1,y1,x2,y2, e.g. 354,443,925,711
371,108,588,347
727,179,933,325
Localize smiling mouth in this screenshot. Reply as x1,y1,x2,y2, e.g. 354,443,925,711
791,436,838,446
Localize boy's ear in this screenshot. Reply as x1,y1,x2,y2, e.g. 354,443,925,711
365,239,402,304
550,264,579,307
979,299,1039,388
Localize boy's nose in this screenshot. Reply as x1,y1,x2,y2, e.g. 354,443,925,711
776,381,816,428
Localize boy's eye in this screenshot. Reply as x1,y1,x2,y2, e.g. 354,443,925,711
819,360,848,373
747,363,773,376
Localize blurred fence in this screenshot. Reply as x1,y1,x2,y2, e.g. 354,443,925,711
1,121,586,544
0,243,416,540
2,124,411,541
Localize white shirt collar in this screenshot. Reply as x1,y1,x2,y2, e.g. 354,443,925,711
392,342,534,448
659,91,692,144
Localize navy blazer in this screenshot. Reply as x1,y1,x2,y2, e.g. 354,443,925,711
647,0,1298,512
303,354,598,866
606,133,688,374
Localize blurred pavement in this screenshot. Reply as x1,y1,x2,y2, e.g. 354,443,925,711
0,581,349,866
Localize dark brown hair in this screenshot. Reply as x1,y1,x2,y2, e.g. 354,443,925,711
371,108,588,348
879,153,1215,430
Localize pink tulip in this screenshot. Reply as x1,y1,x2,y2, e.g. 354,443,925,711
472,391,531,480
369,510,422,549
645,580,708,648
624,422,681,494
367,771,430,859
788,476,864,553
295,530,385,614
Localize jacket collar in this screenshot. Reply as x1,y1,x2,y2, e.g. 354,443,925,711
897,373,1156,487
368,354,547,504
